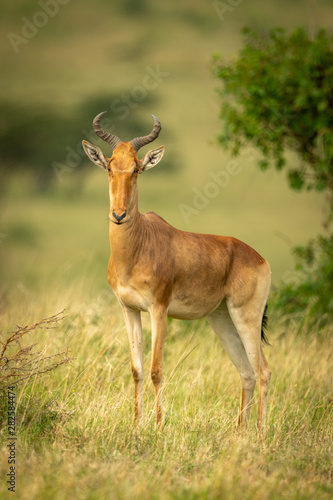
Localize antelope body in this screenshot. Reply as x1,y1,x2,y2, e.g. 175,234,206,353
82,113,271,428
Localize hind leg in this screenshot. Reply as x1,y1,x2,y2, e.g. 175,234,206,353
226,301,271,429
207,302,256,427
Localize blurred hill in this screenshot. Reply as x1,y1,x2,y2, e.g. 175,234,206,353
0,0,332,288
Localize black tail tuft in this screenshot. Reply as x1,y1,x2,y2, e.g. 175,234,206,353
261,303,270,346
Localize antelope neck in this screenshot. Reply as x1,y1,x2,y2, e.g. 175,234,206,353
109,210,144,273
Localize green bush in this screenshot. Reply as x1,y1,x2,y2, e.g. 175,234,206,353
274,234,333,329
212,28,333,201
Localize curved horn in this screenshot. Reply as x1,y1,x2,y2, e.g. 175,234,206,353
93,112,122,149
130,115,162,152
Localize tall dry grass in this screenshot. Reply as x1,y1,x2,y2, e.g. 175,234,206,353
0,285,332,499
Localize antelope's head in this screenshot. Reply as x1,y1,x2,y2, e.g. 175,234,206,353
82,113,164,225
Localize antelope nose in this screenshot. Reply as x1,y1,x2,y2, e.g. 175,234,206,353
113,210,127,223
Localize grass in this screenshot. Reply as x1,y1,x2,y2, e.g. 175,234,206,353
0,284,332,500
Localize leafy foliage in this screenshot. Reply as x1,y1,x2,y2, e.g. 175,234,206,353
212,28,333,202
275,234,333,329
212,28,333,328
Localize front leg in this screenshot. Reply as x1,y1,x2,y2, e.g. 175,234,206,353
122,306,144,422
150,305,168,425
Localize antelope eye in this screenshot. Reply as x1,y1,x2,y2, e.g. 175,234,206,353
133,167,140,174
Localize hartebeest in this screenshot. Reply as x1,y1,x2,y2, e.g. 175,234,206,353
82,112,271,428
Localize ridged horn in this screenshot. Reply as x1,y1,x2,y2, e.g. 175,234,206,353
130,115,162,152
93,111,122,149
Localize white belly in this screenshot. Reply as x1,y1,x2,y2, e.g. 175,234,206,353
167,297,222,320
116,282,224,320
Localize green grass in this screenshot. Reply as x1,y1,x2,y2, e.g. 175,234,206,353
0,286,332,500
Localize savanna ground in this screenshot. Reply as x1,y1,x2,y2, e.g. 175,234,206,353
0,278,332,500
1,1,333,498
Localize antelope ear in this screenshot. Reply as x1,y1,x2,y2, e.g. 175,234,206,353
82,140,109,170
140,146,165,172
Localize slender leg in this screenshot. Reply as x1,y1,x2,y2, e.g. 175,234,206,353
122,306,144,422
150,306,168,425
227,302,271,430
207,302,256,427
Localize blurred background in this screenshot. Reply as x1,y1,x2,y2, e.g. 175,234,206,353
0,0,331,319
